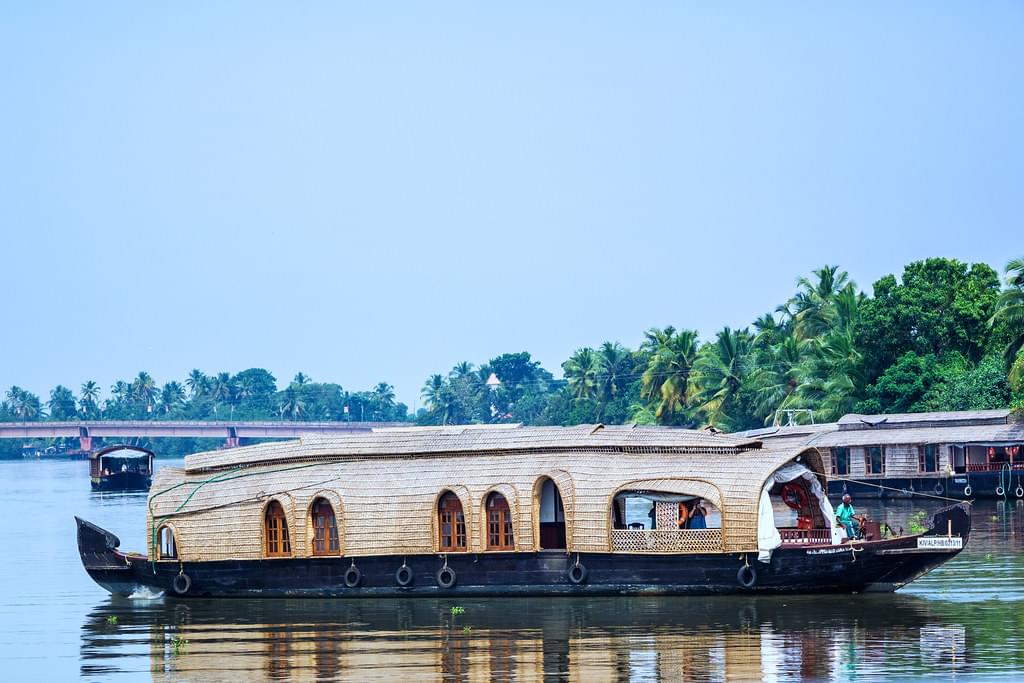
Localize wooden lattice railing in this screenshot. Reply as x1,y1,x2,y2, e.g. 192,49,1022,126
610,528,723,554
779,528,832,544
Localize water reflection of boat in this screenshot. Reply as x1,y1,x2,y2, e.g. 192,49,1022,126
75,425,969,598
79,595,969,681
88,445,153,491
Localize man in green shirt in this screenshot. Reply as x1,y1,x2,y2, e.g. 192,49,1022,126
835,494,859,539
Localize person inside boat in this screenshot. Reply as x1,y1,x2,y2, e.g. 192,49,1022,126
688,499,708,530
836,494,860,540
676,501,689,529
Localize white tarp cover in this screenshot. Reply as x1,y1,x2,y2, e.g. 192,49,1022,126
757,462,839,562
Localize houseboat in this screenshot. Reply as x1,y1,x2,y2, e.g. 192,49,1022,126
76,424,969,598
89,444,154,491
744,410,1024,499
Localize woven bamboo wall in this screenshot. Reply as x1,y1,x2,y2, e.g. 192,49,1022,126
147,432,820,562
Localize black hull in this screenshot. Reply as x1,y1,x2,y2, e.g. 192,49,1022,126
91,472,151,491
76,505,970,599
830,472,1024,499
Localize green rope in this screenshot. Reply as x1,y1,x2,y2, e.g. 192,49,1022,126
147,460,341,566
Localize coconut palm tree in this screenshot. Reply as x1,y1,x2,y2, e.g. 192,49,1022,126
131,372,157,414
787,265,853,340
596,342,630,404
278,389,306,420
640,327,700,425
6,386,44,420
160,382,186,415
185,369,208,398
693,328,753,430
292,372,311,387
47,385,77,420
749,333,807,423
421,374,446,411
79,381,100,418
992,257,1024,389
562,348,600,405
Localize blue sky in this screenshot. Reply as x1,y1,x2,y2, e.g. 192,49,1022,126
1,2,1021,410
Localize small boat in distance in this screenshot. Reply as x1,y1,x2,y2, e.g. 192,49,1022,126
76,424,969,598
89,444,154,491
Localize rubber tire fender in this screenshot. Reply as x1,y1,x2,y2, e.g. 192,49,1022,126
737,565,757,589
568,563,588,585
933,483,944,495
172,572,192,595
344,566,362,588
436,566,457,589
395,565,414,587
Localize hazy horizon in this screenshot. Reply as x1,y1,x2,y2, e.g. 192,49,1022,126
2,3,1021,409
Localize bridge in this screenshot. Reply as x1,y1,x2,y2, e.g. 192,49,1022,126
0,420,411,450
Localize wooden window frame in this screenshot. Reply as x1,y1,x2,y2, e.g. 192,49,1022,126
919,444,938,473
158,525,177,560
438,492,467,552
832,447,850,476
865,446,885,475
311,498,340,556
486,493,515,551
264,500,292,557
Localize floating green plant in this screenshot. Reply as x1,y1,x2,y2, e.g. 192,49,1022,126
106,615,118,625
450,606,465,616
171,635,188,655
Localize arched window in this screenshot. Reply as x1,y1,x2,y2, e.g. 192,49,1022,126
438,492,467,552
311,498,340,556
486,492,514,550
158,525,177,559
264,500,291,557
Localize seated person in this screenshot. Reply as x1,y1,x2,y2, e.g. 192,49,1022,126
835,494,860,539
676,501,689,529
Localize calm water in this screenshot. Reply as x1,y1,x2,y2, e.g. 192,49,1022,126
3,459,1024,681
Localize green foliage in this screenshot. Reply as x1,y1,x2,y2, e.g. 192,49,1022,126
3,257,1020,443
450,606,465,616
106,615,118,625
908,511,928,535
858,258,1000,384
170,635,188,655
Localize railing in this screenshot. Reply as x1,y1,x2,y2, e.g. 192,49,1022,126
779,528,832,545
966,463,1024,472
611,528,723,554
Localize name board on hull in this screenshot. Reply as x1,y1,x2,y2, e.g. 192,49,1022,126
917,537,963,550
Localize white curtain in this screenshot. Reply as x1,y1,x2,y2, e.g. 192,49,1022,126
757,462,839,563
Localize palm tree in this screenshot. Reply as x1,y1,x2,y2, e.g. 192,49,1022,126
450,362,474,379
562,348,600,405
160,381,186,415
210,372,235,405
749,333,806,423
6,386,43,420
80,380,100,418
693,328,752,430
278,389,306,420
787,265,853,340
292,372,311,387
47,385,77,420
185,369,208,398
640,327,700,425
421,374,447,411
131,372,157,413
596,342,629,399
992,257,1024,389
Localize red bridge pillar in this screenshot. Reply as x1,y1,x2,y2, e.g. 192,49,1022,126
79,426,92,452
225,426,239,449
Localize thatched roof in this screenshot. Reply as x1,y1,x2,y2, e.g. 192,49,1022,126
148,425,820,562
184,423,764,473
808,422,1024,448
